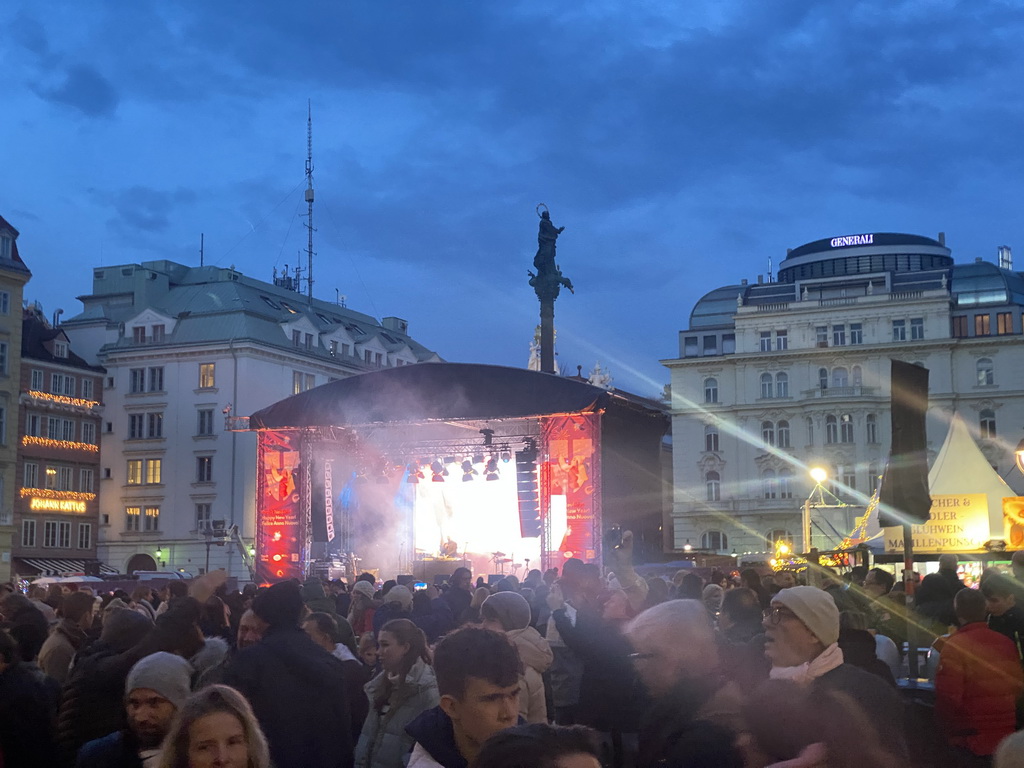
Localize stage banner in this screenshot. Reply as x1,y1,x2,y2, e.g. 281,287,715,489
256,430,306,582
542,413,601,567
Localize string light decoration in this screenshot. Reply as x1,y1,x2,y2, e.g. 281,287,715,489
26,390,101,409
21,436,99,452
19,488,96,501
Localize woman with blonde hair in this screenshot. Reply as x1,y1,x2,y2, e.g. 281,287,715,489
158,685,270,768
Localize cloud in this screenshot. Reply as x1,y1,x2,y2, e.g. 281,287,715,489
35,64,119,117
101,186,197,236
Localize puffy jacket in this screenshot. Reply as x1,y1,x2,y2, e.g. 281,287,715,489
936,622,1024,756
355,659,439,768
39,619,90,685
506,626,553,723
406,706,469,768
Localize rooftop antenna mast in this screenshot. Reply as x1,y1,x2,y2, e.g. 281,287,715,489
304,100,316,303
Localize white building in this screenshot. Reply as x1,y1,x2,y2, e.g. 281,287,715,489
662,233,1024,557
63,261,440,580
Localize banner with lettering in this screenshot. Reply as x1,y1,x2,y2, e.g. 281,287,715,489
883,493,990,552
256,430,306,582
541,413,601,567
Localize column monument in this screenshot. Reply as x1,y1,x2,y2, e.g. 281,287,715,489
528,204,573,374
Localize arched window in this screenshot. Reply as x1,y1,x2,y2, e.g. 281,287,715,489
779,469,793,498
761,421,775,446
705,471,721,502
765,529,794,551
760,373,773,399
825,415,838,444
762,469,777,499
865,414,877,443
775,372,789,398
806,416,814,445
704,377,719,403
701,530,728,551
980,409,997,439
852,365,863,387
868,463,880,495
840,413,854,443
704,425,719,452
777,420,791,448
832,367,849,388
977,358,994,386
818,368,829,389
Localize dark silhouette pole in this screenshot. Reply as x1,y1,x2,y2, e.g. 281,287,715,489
528,204,573,374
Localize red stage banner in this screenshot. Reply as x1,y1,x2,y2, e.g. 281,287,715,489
256,430,306,582
542,413,601,567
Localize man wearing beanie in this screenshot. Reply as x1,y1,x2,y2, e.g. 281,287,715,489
224,579,354,768
76,651,192,768
373,583,414,635
764,585,908,759
480,591,553,723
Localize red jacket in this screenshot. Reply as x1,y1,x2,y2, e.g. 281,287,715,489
935,621,1024,755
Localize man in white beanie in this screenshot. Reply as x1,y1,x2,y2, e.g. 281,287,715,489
764,585,907,759
76,651,192,768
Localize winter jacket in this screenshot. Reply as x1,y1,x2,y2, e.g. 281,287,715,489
372,603,413,637
75,731,144,768
411,598,454,642
355,659,439,768
406,706,468,768
936,621,1024,756
637,678,744,768
223,626,354,768
813,664,908,762
506,626,553,723
837,627,896,687
0,661,60,768
39,619,90,685
988,606,1024,662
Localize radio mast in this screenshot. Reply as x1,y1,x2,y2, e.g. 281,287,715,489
304,100,316,302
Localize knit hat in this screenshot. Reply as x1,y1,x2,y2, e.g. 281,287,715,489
384,585,413,611
104,597,130,614
772,586,840,647
101,606,153,650
481,591,531,631
351,580,376,600
252,580,305,628
125,651,193,709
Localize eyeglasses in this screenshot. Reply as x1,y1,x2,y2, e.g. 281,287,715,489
627,651,656,662
767,607,798,625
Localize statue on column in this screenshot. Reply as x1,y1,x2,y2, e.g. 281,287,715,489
529,205,574,294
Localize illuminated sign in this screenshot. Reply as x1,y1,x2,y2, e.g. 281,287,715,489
29,497,87,513
884,493,989,552
830,234,874,248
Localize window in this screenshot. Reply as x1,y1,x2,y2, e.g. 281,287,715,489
815,326,828,347
197,409,214,436
133,326,147,343
47,417,59,440
765,529,794,550
0,290,8,314
850,323,863,345
44,521,59,548
701,530,728,551
842,466,856,492
22,519,36,548
704,425,719,452
197,456,213,482
683,336,698,357
0,237,9,260
81,422,96,445
825,415,838,444
80,469,94,493
304,333,313,350
761,421,775,447
779,470,793,499
832,325,846,346
148,367,164,392
977,358,995,386
147,412,164,439
78,523,92,550
293,370,303,395
952,316,968,338
866,414,878,443
130,368,146,393
129,413,144,439
199,363,215,389
910,318,924,340
126,507,141,532
0,406,4,444
45,465,57,489
976,314,991,336
330,340,339,356
82,379,94,399
58,522,71,549
342,343,351,357
775,372,789,398
30,369,43,390
145,459,162,485
869,464,880,495
705,471,721,502
23,462,39,488
760,332,772,352
998,312,1014,335
57,466,73,490
61,418,75,441
292,330,302,346
832,367,848,388
196,503,212,531
703,336,718,355
760,373,773,399
806,417,814,445
305,373,316,390
980,409,997,439
852,365,862,386
818,368,828,389
762,470,777,499
51,373,75,395
775,331,788,351
892,319,906,341
777,420,791,448
144,507,160,532
0,342,6,374
722,334,736,354
26,413,40,436
151,324,165,342
127,460,143,485
840,414,854,443
703,378,718,404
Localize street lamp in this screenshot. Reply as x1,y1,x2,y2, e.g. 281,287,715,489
803,467,828,553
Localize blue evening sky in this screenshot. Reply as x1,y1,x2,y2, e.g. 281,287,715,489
2,1,1023,397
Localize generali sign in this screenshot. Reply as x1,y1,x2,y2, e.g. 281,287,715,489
830,234,874,248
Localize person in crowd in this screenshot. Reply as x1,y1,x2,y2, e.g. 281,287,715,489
359,632,381,674
996,730,1024,768
740,568,771,611
860,567,905,650
626,599,744,767
329,579,352,618
198,596,233,645
442,567,474,623
223,579,353,768
471,723,602,768
836,611,895,687
463,586,492,625
29,584,59,624
1,591,51,660
716,587,770,690
676,572,704,600
374,584,415,635
480,591,553,723
982,570,1024,661
411,586,454,642
76,651,193,768
157,684,271,768
643,577,669,609
915,573,958,641
938,554,968,593
702,583,725,619
155,582,189,617
302,577,339,617
355,618,439,768
350,580,379,636
39,590,97,684
304,611,370,742
936,588,1024,763
405,627,522,768
131,586,158,621
774,570,797,591
763,586,908,761
0,628,59,767
195,608,268,688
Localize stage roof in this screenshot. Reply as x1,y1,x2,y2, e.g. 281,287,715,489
249,363,665,429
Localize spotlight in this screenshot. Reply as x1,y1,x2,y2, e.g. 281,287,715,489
461,460,477,482
500,450,511,463
472,453,484,465
485,457,500,481
430,460,447,482
406,463,423,484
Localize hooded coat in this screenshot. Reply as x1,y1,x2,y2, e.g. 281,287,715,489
38,618,90,684
507,627,553,723
355,658,439,768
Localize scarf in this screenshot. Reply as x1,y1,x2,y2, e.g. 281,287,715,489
769,643,844,685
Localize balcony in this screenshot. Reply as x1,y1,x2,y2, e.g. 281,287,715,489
801,386,877,399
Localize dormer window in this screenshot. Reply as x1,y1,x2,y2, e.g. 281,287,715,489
132,326,146,344
53,341,68,358
0,235,11,260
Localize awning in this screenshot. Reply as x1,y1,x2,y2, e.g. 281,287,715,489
14,558,118,577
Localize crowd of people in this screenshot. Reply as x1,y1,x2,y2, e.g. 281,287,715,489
5,539,1024,767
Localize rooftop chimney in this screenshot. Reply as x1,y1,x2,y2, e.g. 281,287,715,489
757,275,763,284
938,232,946,246
741,278,748,285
